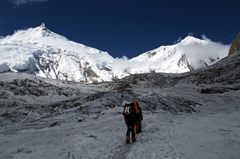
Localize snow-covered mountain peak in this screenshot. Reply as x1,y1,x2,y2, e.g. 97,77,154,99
128,36,229,74
40,22,46,28
33,23,68,40
3,27,37,43
0,24,115,83
179,36,207,45
0,23,71,46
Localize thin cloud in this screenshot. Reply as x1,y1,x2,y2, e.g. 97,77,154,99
174,37,182,44
8,0,48,5
174,33,193,44
177,37,230,68
201,34,211,41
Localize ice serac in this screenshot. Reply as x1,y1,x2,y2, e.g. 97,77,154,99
0,24,114,83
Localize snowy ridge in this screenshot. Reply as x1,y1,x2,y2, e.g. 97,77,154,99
0,24,230,83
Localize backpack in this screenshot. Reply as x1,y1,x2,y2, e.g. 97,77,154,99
133,100,140,113
124,104,135,116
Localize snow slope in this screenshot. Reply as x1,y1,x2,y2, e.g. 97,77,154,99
0,51,239,159
0,24,230,83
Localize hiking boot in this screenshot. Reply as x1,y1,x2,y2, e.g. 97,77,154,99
126,136,130,143
132,136,136,142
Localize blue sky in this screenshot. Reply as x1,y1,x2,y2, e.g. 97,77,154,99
1,0,239,58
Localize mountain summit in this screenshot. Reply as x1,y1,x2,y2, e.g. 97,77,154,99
0,24,230,83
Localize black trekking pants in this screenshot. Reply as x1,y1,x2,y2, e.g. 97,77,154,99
126,122,135,137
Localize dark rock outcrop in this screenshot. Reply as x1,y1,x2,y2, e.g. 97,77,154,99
229,33,240,55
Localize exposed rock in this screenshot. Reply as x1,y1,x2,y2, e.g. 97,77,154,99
177,54,195,71
229,33,240,55
112,83,132,90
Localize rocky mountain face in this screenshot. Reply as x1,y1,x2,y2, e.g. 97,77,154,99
229,33,240,55
0,24,230,83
